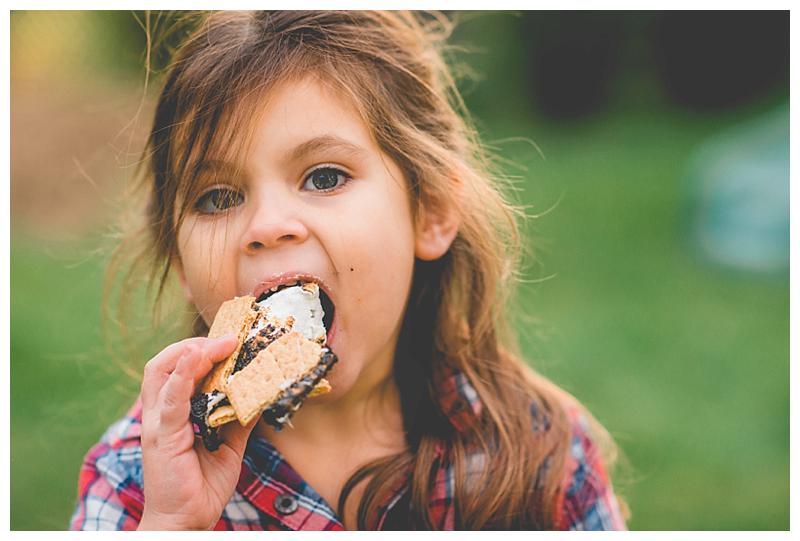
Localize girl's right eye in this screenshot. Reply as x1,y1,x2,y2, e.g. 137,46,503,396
193,187,245,214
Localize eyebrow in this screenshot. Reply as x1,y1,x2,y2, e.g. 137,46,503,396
196,135,368,175
287,134,369,164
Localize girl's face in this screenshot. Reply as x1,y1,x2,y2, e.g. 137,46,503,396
175,77,434,400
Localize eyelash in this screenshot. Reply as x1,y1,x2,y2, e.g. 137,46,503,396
193,185,244,215
301,165,352,193
192,166,352,215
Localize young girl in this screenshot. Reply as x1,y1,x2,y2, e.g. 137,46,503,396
70,11,627,530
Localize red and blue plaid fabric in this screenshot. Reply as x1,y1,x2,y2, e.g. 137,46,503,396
70,364,626,530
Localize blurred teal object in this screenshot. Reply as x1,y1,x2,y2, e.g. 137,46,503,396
689,104,789,272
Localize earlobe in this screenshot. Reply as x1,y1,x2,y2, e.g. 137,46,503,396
414,196,460,261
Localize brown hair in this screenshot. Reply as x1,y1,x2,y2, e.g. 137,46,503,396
116,11,622,529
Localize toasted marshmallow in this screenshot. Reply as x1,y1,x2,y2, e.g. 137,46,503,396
254,283,326,344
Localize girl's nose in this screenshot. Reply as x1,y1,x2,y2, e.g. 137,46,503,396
240,196,310,255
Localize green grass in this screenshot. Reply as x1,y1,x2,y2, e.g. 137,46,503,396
503,107,789,530
10,104,788,530
11,240,121,530
10,238,180,530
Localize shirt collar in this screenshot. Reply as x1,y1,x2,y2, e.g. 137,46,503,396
432,360,483,434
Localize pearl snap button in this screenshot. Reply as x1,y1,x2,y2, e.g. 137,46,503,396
274,493,299,515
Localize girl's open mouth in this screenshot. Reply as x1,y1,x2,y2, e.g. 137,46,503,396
255,280,336,344
319,288,335,338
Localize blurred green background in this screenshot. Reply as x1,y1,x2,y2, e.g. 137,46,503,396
10,11,789,530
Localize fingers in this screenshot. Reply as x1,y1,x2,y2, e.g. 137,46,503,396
155,350,197,434
141,334,238,410
141,338,203,410
141,334,239,451
195,334,240,381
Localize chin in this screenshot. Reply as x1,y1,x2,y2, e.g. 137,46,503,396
322,361,356,395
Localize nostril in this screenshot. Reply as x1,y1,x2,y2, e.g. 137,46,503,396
246,235,296,252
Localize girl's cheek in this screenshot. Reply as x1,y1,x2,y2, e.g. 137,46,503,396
178,222,240,308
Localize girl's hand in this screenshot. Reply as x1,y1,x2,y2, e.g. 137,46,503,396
137,335,258,531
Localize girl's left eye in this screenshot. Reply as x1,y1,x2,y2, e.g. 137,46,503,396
303,166,351,192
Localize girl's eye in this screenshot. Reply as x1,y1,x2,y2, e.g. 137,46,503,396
194,187,244,214
303,166,351,192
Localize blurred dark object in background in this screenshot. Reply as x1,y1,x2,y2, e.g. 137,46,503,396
520,12,626,119
650,11,789,111
519,11,788,119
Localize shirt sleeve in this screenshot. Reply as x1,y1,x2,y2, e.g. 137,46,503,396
69,403,146,530
555,408,627,530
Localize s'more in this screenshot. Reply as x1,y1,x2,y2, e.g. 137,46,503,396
189,282,337,451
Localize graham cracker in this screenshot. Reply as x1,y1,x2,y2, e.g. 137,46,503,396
266,331,323,382
208,405,237,428
226,349,286,425
200,295,257,394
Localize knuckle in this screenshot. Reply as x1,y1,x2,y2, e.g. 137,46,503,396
161,389,179,411
143,359,157,378
178,336,201,350
141,431,156,449
143,415,177,452
140,421,157,448
182,342,199,359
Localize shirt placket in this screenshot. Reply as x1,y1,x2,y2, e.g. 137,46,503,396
236,438,345,531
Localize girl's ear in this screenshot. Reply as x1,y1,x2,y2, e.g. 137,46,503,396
414,193,460,261
172,257,194,304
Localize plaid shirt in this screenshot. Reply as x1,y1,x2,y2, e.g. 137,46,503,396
69,364,626,530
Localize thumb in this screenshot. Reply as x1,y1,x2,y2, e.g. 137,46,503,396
219,417,260,457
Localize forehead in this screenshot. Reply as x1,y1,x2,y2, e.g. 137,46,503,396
196,74,374,174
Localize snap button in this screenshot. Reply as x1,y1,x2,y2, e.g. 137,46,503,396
273,493,299,515
451,398,466,413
